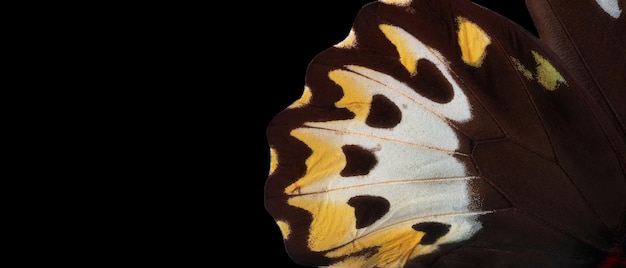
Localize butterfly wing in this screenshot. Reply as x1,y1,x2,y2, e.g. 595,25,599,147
526,0,626,139
265,0,626,267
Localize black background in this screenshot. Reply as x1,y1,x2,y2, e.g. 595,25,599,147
16,0,539,266
253,1,537,267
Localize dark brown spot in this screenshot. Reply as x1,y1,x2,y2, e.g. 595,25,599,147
409,59,454,103
340,145,377,176
411,222,451,245
348,195,390,229
365,94,401,128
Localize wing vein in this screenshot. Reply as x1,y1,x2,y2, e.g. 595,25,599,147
293,176,478,196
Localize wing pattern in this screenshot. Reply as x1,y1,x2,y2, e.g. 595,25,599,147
265,0,626,267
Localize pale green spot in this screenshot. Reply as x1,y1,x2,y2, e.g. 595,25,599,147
532,51,566,91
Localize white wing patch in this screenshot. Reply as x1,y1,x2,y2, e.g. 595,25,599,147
380,0,413,6
283,22,486,267
377,24,472,122
596,0,622,18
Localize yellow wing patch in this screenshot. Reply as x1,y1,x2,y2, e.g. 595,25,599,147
276,220,291,239
325,225,434,267
510,57,534,80
287,195,357,251
269,147,278,175
289,86,313,108
532,51,566,91
285,128,346,195
511,51,566,91
457,17,491,67
379,24,421,76
329,69,373,120
285,127,353,251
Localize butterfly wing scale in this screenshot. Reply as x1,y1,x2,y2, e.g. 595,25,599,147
265,0,626,266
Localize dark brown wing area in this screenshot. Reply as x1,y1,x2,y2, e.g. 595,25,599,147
526,0,626,143
407,0,626,266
